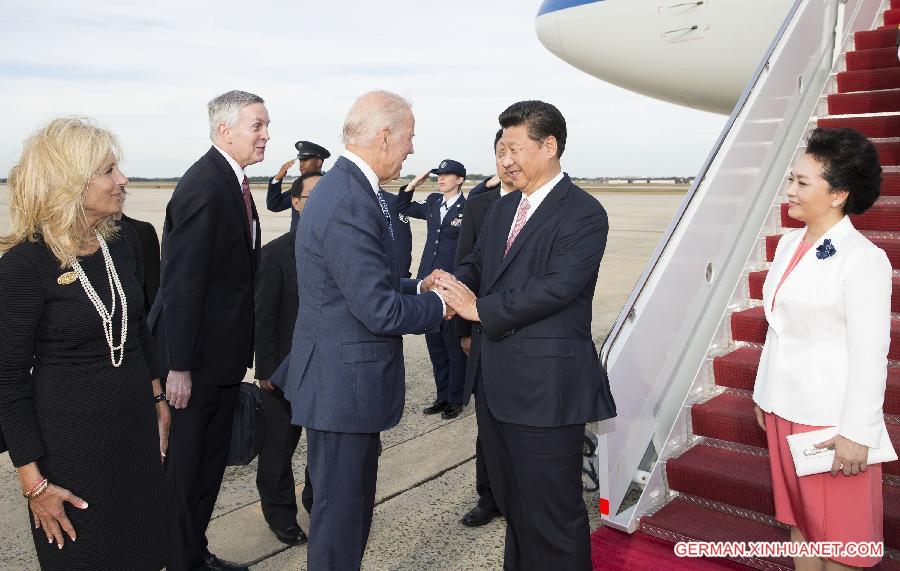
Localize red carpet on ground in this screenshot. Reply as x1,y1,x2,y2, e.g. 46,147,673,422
591,526,747,570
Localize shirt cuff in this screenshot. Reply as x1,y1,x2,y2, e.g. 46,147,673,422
417,280,446,316
271,177,281,184
432,290,447,317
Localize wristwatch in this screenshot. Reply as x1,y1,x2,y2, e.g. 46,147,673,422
153,393,167,403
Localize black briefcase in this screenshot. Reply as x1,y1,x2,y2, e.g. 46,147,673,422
226,382,265,466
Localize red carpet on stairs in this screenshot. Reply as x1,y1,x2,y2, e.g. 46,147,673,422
590,526,748,570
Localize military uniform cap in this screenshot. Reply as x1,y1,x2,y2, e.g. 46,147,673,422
294,141,331,160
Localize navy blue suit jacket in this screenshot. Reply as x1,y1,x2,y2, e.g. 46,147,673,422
397,187,466,280
279,157,444,433
381,190,413,279
455,174,616,427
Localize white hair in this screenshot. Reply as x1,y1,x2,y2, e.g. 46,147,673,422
207,90,265,141
342,90,412,146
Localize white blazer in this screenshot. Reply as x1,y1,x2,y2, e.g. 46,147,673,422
752,216,892,448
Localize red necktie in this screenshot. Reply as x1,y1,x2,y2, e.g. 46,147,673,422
241,175,253,240
505,197,531,255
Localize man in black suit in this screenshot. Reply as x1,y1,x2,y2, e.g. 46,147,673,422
433,101,616,570
454,128,512,529
121,213,160,311
254,172,321,547
267,141,330,232
114,188,161,313
149,90,268,571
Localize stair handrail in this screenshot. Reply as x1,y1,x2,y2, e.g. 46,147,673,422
600,0,810,370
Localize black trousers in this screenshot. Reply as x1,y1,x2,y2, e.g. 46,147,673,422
166,383,239,571
256,386,306,529
472,376,497,512
475,376,590,571
305,428,380,571
425,319,467,405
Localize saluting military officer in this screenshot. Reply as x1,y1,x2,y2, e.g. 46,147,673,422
267,140,330,232
398,159,468,419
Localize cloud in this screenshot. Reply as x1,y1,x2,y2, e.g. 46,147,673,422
0,0,726,178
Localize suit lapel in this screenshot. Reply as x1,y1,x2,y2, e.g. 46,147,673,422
487,178,569,290
207,146,254,252
446,194,465,228
484,191,520,290
342,157,387,225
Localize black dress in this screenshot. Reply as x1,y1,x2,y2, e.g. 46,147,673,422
0,230,168,570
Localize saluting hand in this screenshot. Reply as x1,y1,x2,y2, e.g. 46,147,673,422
407,170,432,191
276,159,297,180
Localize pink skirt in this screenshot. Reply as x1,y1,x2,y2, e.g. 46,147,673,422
765,412,883,567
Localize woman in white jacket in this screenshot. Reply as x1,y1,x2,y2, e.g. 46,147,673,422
753,127,890,569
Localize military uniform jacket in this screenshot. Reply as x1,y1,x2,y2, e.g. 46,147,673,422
397,187,466,280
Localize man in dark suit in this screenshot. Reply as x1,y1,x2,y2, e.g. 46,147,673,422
121,213,160,312
278,90,448,571
454,128,512,528
267,141,330,233
398,159,468,419
149,90,268,571
253,172,322,547
114,188,161,313
434,101,616,570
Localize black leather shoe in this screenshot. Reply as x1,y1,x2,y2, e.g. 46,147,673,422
460,506,500,527
270,523,308,546
422,400,448,414
441,404,463,420
203,554,249,571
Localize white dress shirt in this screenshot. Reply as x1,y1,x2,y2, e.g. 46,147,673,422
343,149,381,196
507,171,564,241
213,144,255,248
440,192,462,222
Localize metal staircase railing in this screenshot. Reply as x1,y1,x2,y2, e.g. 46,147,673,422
594,0,888,532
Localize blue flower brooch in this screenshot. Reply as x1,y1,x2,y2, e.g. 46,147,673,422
815,239,836,260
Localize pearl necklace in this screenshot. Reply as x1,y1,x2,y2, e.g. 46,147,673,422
71,231,128,367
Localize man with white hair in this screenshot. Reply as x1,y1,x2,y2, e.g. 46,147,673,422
275,90,448,570
149,89,268,571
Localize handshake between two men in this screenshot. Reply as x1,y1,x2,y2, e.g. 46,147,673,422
420,269,480,322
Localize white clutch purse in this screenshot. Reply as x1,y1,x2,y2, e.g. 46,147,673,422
786,425,897,477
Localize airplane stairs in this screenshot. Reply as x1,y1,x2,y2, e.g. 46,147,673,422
630,3,900,569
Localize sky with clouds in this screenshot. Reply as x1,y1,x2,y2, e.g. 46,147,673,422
1,0,728,179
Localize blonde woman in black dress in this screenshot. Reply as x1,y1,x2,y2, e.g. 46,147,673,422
0,118,169,570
